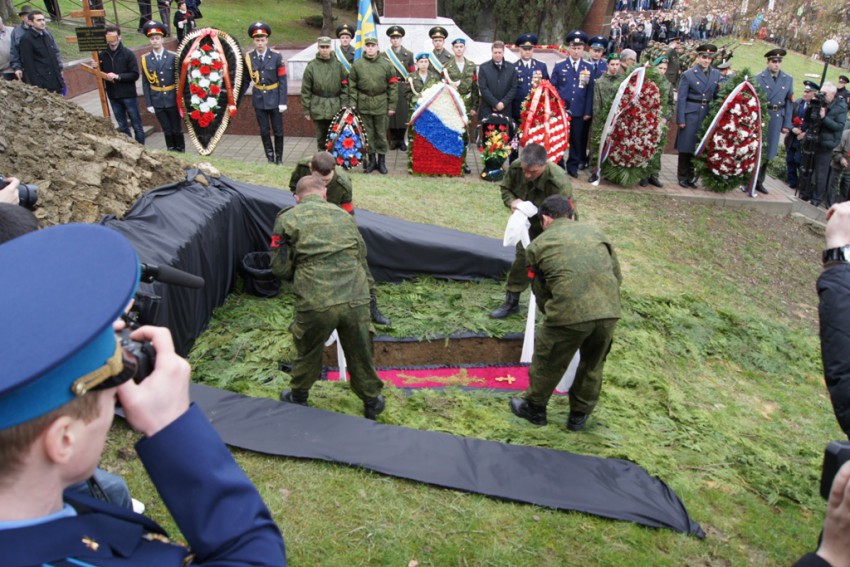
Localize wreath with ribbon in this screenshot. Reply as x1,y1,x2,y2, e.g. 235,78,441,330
518,80,570,163
326,107,367,169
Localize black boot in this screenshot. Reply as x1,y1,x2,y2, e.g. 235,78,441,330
364,395,386,420
174,133,186,153
648,175,663,188
509,397,548,425
280,389,309,406
398,138,407,151
567,411,589,431
370,295,391,326
377,154,388,175
489,291,520,319
164,134,175,151
364,153,377,174
261,135,274,163
273,135,284,165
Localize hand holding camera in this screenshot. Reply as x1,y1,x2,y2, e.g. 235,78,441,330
0,175,38,210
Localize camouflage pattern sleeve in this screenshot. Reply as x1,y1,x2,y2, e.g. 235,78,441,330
270,208,294,281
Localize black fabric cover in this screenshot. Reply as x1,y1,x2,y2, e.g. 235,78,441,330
101,172,512,355
190,383,704,537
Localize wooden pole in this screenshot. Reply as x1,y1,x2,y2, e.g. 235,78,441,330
66,0,109,117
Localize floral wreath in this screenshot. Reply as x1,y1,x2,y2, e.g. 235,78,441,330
518,79,569,163
478,113,515,182
407,83,467,177
326,107,367,169
694,70,767,195
186,44,224,127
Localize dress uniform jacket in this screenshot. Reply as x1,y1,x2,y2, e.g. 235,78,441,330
551,57,595,119
755,68,794,160
337,44,355,65
675,64,721,153
289,158,353,210
301,55,349,120
478,59,517,119
0,405,286,566
246,48,288,110
142,50,177,109
589,58,607,79
431,48,452,68
444,56,479,118
384,45,415,129
500,160,574,237
512,58,550,120
349,54,398,116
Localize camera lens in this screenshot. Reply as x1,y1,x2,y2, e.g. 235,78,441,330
18,184,38,210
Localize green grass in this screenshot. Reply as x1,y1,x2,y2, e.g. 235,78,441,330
721,39,848,87
94,150,842,565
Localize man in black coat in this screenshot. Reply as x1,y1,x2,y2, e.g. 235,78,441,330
800,82,847,207
97,26,145,144
478,40,517,121
17,10,63,94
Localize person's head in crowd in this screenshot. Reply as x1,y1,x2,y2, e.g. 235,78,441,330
336,24,353,48
620,49,637,69
105,25,121,49
516,34,537,62
176,0,187,12
143,20,166,51
316,36,332,59
764,48,785,75
654,56,669,77
309,151,336,186
17,5,32,23
539,195,575,227
0,203,40,244
491,40,505,63
588,36,607,62
802,80,819,101
386,25,404,50
451,38,466,59
248,21,271,53
821,82,838,104
606,53,621,75
363,36,378,58
695,44,717,70
415,52,430,73
839,76,849,90
520,143,548,181
294,174,327,202
564,30,586,61
28,10,46,32
429,26,447,52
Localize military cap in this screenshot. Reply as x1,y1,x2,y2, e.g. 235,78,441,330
451,38,466,46
415,52,430,61
336,23,354,38
606,52,620,62
696,44,718,56
248,21,271,38
802,80,820,91
588,35,608,50
363,35,378,45
839,75,849,84
716,60,731,70
317,36,332,47
0,224,140,430
386,25,405,38
764,48,786,60
564,30,589,46
515,33,539,48
429,26,448,39
653,56,669,66
142,20,167,37
667,36,681,43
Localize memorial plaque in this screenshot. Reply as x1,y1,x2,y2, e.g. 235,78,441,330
75,26,108,52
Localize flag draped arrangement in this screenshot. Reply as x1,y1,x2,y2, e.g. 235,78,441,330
407,83,468,176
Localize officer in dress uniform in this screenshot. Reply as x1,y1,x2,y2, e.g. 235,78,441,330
676,43,721,188
335,23,355,71
785,80,818,190
141,21,184,152
0,224,287,566
551,30,595,177
383,25,415,151
754,48,794,194
428,26,451,73
246,21,288,164
512,33,550,123
587,35,608,79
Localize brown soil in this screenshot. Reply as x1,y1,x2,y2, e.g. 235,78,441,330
0,80,186,226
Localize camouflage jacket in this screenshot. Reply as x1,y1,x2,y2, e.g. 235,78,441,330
349,54,399,115
271,194,370,311
301,55,349,120
591,73,622,152
500,160,574,237
444,57,479,117
405,70,441,109
289,158,353,211
526,218,622,325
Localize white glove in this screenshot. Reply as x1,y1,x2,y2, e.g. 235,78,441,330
515,200,538,218
178,21,184,29
503,210,532,249
278,105,287,113
146,106,154,113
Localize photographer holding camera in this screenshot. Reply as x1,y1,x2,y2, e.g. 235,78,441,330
0,224,286,565
799,83,848,208
0,175,19,205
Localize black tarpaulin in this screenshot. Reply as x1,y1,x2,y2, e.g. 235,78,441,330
190,383,704,537
102,172,513,355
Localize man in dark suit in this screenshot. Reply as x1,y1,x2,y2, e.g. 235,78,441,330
552,30,595,177
785,80,818,190
17,10,63,94
675,44,721,188
246,21,288,164
754,48,794,194
141,21,184,152
478,40,517,121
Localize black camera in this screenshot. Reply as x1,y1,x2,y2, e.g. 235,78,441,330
820,441,850,499
119,328,157,384
0,175,38,210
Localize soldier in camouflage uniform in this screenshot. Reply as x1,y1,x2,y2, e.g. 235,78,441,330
272,175,386,420
490,144,575,319
301,36,349,151
509,195,621,432
349,35,398,174
405,53,441,110
444,38,479,174
288,152,392,326
587,53,621,184
383,25,415,151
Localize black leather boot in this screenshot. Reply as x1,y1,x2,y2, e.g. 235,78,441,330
280,389,309,406
648,175,663,187
567,411,589,431
377,154,388,174
174,133,186,153
364,153,377,173
489,291,520,319
164,134,175,151
509,397,547,425
273,135,284,165
261,135,274,163
364,395,386,420
370,295,391,326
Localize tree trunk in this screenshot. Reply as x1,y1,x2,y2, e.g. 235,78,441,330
322,0,334,37
477,0,496,42
1,0,14,23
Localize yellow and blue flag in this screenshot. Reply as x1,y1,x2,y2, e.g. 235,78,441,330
354,0,377,60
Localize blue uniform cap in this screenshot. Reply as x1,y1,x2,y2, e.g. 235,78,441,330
802,80,820,91
415,52,430,61
588,35,607,49
515,34,538,48
0,224,140,430
451,38,466,46
565,30,589,46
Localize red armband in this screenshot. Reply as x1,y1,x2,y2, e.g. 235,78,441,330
340,202,354,213
341,79,348,85
277,65,287,77
527,266,537,279
270,234,282,249
389,76,398,84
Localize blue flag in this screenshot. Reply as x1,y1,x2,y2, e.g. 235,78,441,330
354,0,377,60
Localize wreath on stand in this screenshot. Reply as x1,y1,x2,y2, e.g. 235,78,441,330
694,70,767,195
517,80,570,163
407,83,468,176
325,107,368,170
478,113,515,182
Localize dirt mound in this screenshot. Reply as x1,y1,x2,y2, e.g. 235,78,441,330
0,80,186,226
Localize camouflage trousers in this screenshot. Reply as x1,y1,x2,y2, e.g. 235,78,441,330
525,318,618,412
289,302,383,401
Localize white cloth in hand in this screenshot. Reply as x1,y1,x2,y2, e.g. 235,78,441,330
503,210,532,249
515,200,538,218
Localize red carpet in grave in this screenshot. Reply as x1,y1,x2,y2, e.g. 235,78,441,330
325,364,569,394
